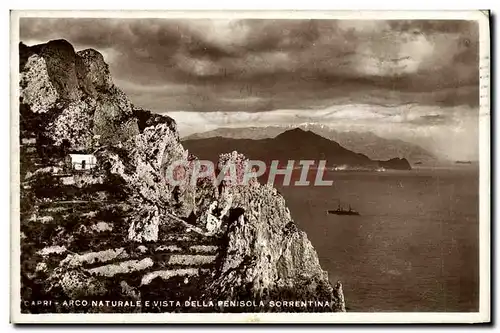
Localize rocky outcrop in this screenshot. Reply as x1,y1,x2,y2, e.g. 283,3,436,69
76,48,114,95
19,39,345,313
19,40,139,150
203,152,345,311
133,107,177,135
378,157,412,170
19,53,59,113
96,122,190,242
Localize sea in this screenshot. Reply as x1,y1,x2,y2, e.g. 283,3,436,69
276,166,480,312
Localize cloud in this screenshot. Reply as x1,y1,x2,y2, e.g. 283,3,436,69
19,17,480,161
20,18,479,112
167,103,479,161
167,103,477,136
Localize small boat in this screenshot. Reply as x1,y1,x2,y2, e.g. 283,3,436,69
327,203,360,216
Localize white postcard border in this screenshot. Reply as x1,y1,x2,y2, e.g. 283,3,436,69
9,9,491,324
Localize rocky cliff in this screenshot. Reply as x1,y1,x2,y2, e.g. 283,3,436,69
19,40,345,313
20,39,141,149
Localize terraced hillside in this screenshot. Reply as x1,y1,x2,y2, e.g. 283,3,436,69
20,165,227,313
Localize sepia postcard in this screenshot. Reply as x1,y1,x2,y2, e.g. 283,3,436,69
10,10,490,324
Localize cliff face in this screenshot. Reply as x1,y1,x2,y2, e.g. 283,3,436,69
20,40,141,149
19,39,345,313
206,153,345,311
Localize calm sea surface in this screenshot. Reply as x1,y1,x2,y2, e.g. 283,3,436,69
276,167,479,312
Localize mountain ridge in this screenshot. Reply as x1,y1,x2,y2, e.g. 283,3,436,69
183,125,438,165
183,127,411,171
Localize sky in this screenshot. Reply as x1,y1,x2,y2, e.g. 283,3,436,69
19,18,480,160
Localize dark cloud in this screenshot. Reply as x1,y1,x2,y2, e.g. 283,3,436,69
19,18,479,112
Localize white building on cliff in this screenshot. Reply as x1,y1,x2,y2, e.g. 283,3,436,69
67,152,97,171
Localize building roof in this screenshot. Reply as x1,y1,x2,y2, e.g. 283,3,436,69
68,149,95,154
